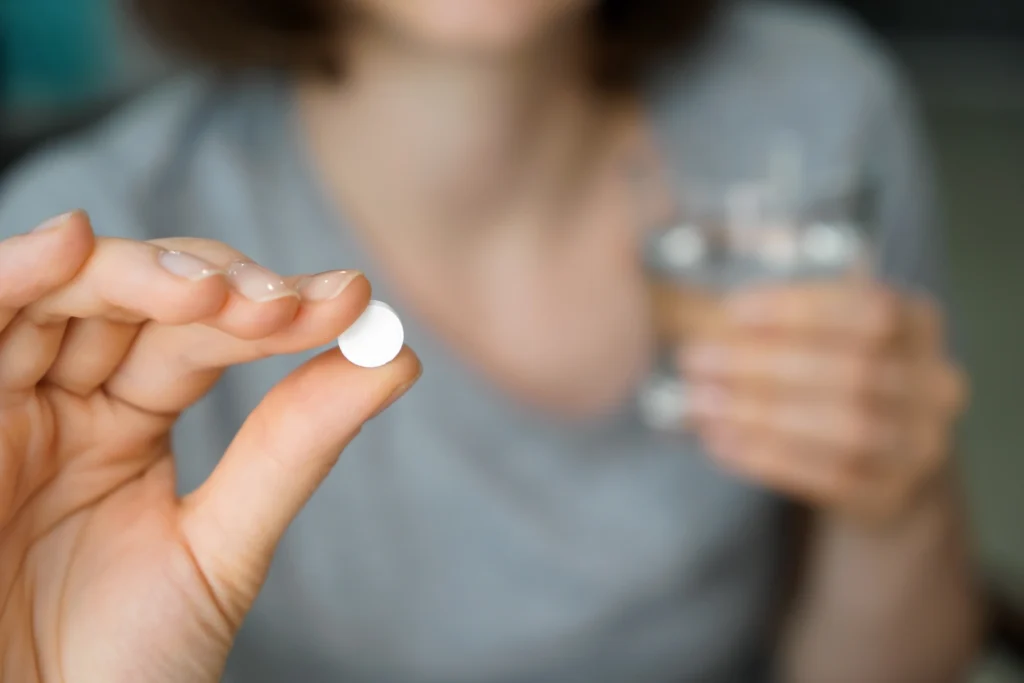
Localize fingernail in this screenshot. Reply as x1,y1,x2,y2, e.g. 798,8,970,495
371,374,420,420
226,260,297,302
158,250,224,281
684,345,728,373
31,211,74,233
297,270,359,301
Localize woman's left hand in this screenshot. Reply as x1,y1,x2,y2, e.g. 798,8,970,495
679,282,967,526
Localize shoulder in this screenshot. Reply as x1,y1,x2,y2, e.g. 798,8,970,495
721,0,894,71
0,73,287,242
649,1,915,180
692,0,904,101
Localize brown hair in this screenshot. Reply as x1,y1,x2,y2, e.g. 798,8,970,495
131,0,719,92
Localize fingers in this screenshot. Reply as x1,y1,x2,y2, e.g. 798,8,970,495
654,279,947,358
148,238,302,340
699,423,882,516
24,239,231,325
688,364,963,523
1,237,230,392
652,282,727,342
42,318,140,397
44,237,306,398
689,387,898,456
103,267,368,415
674,280,966,524
0,218,378,430
722,281,901,345
18,228,365,414
699,418,948,523
177,346,421,626
680,341,962,409
0,212,93,333
701,423,856,505
718,281,948,349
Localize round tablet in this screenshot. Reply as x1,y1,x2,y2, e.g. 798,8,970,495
338,300,405,368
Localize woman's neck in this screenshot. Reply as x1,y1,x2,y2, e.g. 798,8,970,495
299,17,630,248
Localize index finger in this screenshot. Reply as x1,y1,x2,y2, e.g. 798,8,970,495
0,211,94,330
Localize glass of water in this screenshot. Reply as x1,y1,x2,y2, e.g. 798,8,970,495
636,140,875,431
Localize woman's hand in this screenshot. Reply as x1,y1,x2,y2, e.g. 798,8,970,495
675,281,966,525
0,212,420,682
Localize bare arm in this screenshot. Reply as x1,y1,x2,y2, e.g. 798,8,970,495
682,42,985,682
781,471,984,682
776,50,984,682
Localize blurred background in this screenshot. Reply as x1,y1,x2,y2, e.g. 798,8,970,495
2,0,1022,679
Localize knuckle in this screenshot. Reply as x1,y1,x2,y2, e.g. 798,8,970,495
0,230,93,309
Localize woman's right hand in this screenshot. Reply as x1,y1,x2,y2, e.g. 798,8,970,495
0,212,420,683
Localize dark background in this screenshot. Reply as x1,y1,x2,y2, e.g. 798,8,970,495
845,0,1024,36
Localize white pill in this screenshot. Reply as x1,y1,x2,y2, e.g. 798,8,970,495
338,300,405,368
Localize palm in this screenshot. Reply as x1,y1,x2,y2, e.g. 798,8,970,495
0,215,419,682
1,385,228,682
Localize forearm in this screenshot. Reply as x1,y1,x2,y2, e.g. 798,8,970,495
780,472,984,683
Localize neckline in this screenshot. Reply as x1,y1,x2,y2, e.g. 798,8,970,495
275,76,663,437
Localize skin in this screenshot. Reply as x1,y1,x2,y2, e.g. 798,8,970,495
0,214,420,681
0,0,982,680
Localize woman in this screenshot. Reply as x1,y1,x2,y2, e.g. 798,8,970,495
0,0,981,681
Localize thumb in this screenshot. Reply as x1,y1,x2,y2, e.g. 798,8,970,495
177,346,421,625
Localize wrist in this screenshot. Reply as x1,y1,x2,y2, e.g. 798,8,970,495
819,461,961,539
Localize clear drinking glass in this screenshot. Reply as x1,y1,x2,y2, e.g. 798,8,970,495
637,138,876,431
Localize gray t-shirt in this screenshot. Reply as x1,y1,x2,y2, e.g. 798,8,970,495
0,3,946,681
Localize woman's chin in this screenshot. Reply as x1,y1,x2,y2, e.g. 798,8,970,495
352,0,586,57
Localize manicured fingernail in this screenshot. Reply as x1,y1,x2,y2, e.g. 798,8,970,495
31,211,74,233
684,345,728,373
158,250,224,281
226,260,296,302
297,270,359,301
